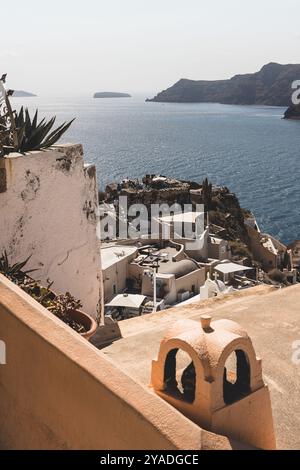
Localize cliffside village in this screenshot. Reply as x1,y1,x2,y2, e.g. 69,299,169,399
100,175,299,322
1,142,300,450
1,77,299,449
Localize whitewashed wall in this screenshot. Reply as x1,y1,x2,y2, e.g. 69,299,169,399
0,143,102,319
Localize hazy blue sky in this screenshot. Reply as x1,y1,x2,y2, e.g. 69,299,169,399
2,0,299,95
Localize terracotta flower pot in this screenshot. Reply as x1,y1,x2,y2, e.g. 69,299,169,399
68,308,98,340
20,279,98,340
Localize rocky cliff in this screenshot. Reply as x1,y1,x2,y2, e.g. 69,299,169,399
104,176,251,253
147,63,300,106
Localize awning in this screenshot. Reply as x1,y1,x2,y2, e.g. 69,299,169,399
105,294,146,309
152,176,167,182
214,262,253,275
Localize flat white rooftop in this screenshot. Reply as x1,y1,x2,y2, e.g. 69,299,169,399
101,245,138,270
158,211,204,224
215,262,253,275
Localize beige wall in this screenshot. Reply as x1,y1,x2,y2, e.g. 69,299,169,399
142,268,205,306
208,239,231,261
175,229,209,261
103,252,137,303
141,272,176,304
0,274,210,450
0,144,102,319
175,268,205,297
128,262,144,290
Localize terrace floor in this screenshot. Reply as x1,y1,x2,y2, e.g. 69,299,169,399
101,284,300,450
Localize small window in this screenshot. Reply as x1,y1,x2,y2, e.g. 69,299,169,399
112,283,117,295
223,350,250,404
164,349,196,403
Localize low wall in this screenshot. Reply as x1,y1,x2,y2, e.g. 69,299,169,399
0,274,214,450
175,268,205,296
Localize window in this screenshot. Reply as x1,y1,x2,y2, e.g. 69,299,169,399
112,283,117,295
164,348,196,403
223,350,250,404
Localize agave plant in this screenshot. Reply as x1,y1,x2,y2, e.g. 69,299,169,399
0,73,74,156
0,251,37,282
14,107,75,153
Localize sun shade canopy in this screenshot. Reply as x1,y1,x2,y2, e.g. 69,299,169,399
214,262,253,275
105,294,146,309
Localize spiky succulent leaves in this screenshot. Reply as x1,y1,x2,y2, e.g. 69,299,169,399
14,107,74,153
13,106,24,151
24,116,56,151
0,250,9,273
31,109,38,130
42,118,75,148
0,251,37,280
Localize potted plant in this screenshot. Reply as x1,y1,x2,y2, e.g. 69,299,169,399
0,251,97,340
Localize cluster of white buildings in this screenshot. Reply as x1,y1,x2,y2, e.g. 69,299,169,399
1,143,296,329
102,211,258,321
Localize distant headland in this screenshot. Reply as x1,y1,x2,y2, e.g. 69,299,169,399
93,92,131,98
12,90,37,97
146,62,300,106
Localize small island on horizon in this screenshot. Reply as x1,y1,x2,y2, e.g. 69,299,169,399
93,92,131,98
12,90,37,97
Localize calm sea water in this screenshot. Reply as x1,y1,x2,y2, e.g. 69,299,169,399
11,94,300,244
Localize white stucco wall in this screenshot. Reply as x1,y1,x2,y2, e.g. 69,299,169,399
101,245,138,303
176,228,209,261
0,143,102,319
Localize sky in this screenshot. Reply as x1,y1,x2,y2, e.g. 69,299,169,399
1,0,300,96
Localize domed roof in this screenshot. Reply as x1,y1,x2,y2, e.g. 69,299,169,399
161,317,250,372
159,259,198,279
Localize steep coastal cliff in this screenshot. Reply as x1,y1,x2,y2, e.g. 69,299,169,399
104,176,250,253
147,63,300,106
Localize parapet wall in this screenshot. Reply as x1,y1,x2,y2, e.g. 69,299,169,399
0,274,208,450
0,144,102,318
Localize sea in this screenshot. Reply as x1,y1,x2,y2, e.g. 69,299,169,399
11,94,300,244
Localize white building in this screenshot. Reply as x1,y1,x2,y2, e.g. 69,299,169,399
158,211,205,239
101,244,138,302
157,211,210,261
